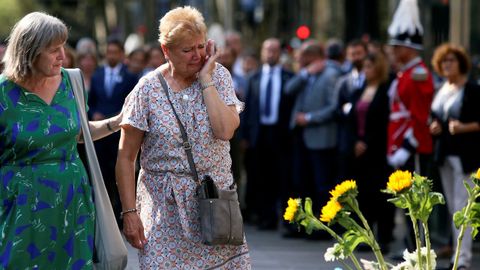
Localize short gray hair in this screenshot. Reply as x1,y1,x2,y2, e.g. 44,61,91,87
2,12,68,81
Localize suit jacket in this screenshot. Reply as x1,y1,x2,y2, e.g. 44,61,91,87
335,71,365,153
241,68,294,148
88,64,138,119
285,66,340,150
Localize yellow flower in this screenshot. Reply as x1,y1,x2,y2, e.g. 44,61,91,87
329,180,357,200
387,170,413,193
284,198,300,222
475,168,480,179
320,199,342,223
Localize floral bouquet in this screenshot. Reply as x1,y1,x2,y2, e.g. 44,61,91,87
284,169,480,270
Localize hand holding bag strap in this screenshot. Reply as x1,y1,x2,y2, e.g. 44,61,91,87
157,72,200,184
66,68,128,270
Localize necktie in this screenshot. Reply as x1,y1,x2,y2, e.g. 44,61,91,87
263,71,273,118
105,69,114,97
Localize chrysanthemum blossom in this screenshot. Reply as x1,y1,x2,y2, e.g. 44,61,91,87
475,168,480,179
402,247,437,269
320,199,342,223
283,198,300,222
329,180,357,200
324,243,345,262
387,170,413,193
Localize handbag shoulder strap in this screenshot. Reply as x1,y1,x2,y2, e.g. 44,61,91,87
156,71,200,184
65,68,128,266
65,68,107,188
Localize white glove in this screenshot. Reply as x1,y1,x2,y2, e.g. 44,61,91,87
387,148,411,168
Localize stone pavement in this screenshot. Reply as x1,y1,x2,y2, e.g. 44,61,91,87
124,223,480,269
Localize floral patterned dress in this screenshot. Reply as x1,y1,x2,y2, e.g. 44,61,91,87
0,69,94,269
121,64,251,269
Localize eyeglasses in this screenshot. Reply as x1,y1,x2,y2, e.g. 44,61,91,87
441,57,457,63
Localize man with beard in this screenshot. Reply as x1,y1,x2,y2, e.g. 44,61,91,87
334,40,368,180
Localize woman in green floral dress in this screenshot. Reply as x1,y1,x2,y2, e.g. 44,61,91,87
0,12,123,269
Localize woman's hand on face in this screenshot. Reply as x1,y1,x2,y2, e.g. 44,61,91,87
198,39,219,84
123,212,147,249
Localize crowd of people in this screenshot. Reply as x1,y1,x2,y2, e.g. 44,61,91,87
2,4,480,270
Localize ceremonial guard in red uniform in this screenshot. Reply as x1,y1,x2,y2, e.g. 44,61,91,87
386,0,434,173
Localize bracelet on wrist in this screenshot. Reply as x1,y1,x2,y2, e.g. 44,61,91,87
200,81,215,91
120,208,137,218
106,121,114,132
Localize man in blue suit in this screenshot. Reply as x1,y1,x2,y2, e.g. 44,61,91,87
88,38,138,227
241,38,294,230
285,40,341,209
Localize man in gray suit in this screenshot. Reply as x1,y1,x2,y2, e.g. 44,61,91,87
285,40,340,208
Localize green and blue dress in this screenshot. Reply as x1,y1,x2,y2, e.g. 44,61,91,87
0,69,94,269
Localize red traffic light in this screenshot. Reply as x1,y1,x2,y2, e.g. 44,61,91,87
296,25,311,40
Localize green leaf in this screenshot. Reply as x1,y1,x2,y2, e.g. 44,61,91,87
387,197,409,209
296,211,307,222
381,188,395,195
472,227,479,239
304,197,313,216
472,177,480,186
464,181,473,196
343,230,367,251
335,212,357,230
454,209,467,228
429,192,445,206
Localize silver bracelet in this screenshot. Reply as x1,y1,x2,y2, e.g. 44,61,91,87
120,208,137,218
200,81,215,91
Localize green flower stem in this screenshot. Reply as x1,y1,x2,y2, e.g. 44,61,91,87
348,199,387,270
422,221,432,270
409,215,424,269
452,194,476,270
340,261,354,270
309,218,363,270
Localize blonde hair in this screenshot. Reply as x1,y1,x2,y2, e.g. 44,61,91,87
158,6,207,48
2,12,68,81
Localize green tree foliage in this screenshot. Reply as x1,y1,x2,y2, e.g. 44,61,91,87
0,0,38,40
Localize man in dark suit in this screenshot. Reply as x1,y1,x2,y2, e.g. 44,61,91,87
88,38,138,227
241,38,294,230
334,40,368,181
285,40,341,209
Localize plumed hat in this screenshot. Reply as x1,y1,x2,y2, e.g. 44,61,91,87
388,0,424,50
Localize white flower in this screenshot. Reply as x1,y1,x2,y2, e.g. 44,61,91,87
360,259,381,270
391,261,413,270
324,243,345,262
401,247,437,269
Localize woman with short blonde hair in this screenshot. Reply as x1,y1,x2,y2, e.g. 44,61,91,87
116,6,251,269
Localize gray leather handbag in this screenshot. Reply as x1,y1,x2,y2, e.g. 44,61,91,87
197,176,244,245
157,72,244,246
